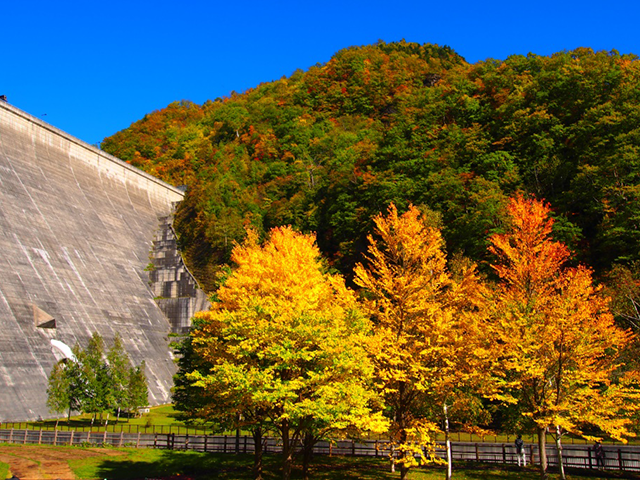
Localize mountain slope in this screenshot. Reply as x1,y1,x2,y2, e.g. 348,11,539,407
102,41,640,291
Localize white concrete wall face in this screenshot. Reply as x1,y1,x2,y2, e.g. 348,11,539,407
0,101,184,420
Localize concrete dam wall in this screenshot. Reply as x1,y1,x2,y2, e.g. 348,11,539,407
0,101,189,421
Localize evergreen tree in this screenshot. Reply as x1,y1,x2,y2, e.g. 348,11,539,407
127,361,149,415
107,334,132,422
46,361,72,424
46,333,148,423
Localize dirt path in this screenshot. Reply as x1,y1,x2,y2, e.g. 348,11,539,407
0,445,124,480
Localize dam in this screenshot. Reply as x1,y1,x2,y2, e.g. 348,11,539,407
0,100,194,420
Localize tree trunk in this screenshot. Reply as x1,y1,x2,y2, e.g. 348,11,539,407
400,462,409,480
399,426,409,480
537,426,549,480
251,428,264,480
390,445,396,473
281,421,293,480
555,425,566,480
444,403,452,480
397,385,409,480
302,432,316,480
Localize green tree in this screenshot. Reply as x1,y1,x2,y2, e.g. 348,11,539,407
107,334,132,422
78,333,113,423
46,333,148,424
184,227,387,480
127,361,149,415
46,361,75,424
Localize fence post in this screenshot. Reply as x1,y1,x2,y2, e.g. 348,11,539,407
69,430,74,446
204,435,208,453
23,429,28,444
588,447,593,469
38,428,43,445
475,444,479,462
119,431,124,447
352,440,356,456
375,440,379,458
137,432,141,448
224,435,228,453
9,428,13,444
618,449,623,470
185,434,189,450
502,444,506,464
53,429,58,446
244,435,247,454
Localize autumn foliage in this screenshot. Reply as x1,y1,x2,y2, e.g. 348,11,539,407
187,227,386,480
93,36,640,480
489,195,639,479
173,197,640,480
354,204,496,480
103,43,640,296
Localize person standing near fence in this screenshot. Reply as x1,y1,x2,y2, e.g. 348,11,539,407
594,441,605,468
515,434,526,467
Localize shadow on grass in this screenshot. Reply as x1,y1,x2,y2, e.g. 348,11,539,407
87,451,403,480
89,450,257,480
422,462,640,480
76,452,640,480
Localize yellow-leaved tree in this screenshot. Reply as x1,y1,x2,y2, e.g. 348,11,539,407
489,195,639,480
186,226,387,480
354,204,499,480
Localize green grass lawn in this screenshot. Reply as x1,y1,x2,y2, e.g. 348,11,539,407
1,442,637,480
9,405,224,435
65,450,640,480
0,443,632,480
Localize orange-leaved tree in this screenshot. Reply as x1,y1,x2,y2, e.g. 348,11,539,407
187,226,387,480
489,194,639,480
354,204,498,480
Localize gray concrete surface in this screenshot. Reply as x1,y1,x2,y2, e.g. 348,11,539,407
149,216,210,334
0,101,186,420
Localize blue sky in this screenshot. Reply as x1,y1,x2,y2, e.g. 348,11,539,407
2,0,638,146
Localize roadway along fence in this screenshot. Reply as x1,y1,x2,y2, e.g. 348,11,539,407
1,429,639,473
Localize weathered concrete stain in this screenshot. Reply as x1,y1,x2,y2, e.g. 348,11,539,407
149,216,210,334
0,101,185,420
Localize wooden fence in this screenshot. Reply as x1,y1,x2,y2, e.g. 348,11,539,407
1,429,639,473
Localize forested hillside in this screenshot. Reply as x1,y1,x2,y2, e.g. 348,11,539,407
101,41,640,294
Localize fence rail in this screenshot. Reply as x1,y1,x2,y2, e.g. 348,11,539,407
1,429,639,473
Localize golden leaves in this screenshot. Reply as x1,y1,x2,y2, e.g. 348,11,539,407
354,203,494,467
489,194,638,441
